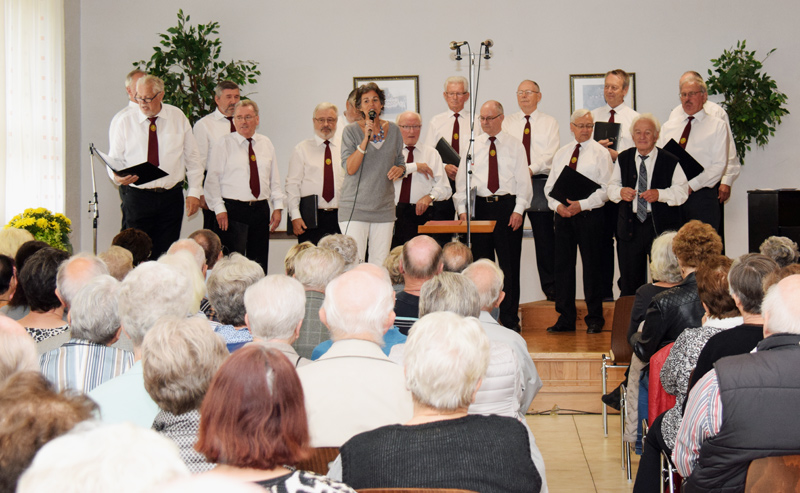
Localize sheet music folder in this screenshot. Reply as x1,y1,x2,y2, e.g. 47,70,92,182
94,147,168,185
593,122,622,150
662,139,704,181
286,195,319,235
435,137,461,166
548,166,601,206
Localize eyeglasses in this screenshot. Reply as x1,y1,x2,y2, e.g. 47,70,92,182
479,114,502,122
516,90,540,96
399,125,422,130
314,118,337,125
571,123,594,130
134,91,161,104
234,115,256,122
679,91,704,99
445,92,468,98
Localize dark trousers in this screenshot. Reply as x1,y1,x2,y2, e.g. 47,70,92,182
600,201,618,299
681,184,720,233
221,199,271,273
392,202,435,249
472,195,523,329
554,208,605,328
617,215,656,296
527,210,556,298
202,208,218,231
120,184,183,259
431,195,458,247
297,210,341,245
633,413,670,493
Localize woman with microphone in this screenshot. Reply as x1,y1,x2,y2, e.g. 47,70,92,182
339,83,407,266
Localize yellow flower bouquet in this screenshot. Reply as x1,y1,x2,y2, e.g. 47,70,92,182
5,208,72,252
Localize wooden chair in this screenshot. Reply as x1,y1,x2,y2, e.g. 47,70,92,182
745,455,800,492
602,295,636,436
295,447,339,475
357,489,478,493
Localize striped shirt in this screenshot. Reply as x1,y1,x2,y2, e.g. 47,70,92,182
39,338,134,393
672,369,723,477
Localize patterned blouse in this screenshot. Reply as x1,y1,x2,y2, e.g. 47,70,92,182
25,325,69,343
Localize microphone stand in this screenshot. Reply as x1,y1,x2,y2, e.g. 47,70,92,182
87,144,100,254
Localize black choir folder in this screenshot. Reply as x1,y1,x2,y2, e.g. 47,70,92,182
286,195,319,234
663,139,704,181
435,137,461,166
548,166,601,206
593,122,622,151
94,148,168,185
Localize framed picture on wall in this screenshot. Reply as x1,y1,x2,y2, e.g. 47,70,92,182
569,73,637,114
353,75,420,121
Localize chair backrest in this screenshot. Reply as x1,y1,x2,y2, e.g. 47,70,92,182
295,447,339,475
357,489,478,493
610,295,636,365
648,342,676,425
745,455,800,492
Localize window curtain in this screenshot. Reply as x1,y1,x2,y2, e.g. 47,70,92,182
2,0,65,224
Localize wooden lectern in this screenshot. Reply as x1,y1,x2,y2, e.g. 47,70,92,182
418,220,496,234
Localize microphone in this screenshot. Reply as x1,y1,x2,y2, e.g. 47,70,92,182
481,39,494,48
449,41,467,50
367,109,377,140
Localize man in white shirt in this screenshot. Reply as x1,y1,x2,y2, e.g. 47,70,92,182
193,81,240,230
108,75,203,259
544,109,613,333
455,101,532,331
502,80,560,301
658,75,729,234
592,69,640,301
204,100,284,273
285,102,344,245
607,114,688,295
391,111,451,248
108,69,144,136
333,89,362,149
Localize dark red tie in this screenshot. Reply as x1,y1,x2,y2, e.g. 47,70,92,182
247,138,260,198
522,115,532,165
569,143,580,170
226,116,235,133
399,146,414,204
451,113,460,154
322,140,334,203
679,116,694,149
608,109,616,124
147,117,159,167
487,137,499,193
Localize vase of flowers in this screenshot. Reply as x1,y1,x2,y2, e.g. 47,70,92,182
5,208,72,252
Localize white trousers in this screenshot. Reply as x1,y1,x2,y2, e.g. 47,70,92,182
338,220,393,266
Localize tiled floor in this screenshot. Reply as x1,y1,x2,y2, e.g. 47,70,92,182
527,414,640,493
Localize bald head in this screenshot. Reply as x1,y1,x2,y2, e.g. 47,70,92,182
321,269,395,343
56,254,109,309
352,262,392,284
401,236,443,281
462,259,504,311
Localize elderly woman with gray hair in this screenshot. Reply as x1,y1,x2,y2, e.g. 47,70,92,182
206,253,265,352
339,311,542,493
759,235,799,267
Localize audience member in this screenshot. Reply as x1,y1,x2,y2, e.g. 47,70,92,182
188,229,224,272
297,268,413,447
441,240,472,273
0,227,34,258
394,235,443,334
0,255,15,310
99,245,134,281
167,239,207,277
318,233,359,271
39,275,133,393
759,235,799,267
284,241,313,277
383,245,405,291
143,315,228,473
55,252,110,311
112,227,153,266
196,345,356,491
206,253,265,352
16,248,70,344
1,240,49,320
158,249,206,314
0,324,38,383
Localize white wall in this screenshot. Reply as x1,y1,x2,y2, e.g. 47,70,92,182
72,0,800,301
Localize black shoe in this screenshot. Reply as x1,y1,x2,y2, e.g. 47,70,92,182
545,291,556,302
587,324,604,334
546,324,575,333
601,389,621,411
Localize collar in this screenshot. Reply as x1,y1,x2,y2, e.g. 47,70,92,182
320,338,388,360
756,333,800,352
638,147,657,161
608,103,628,112
703,316,744,330
483,131,503,144
681,108,707,122
314,134,336,147
233,132,253,145
479,311,501,324
213,107,231,121
137,106,166,123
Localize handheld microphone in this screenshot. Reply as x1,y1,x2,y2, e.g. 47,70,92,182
449,41,467,50
367,109,377,140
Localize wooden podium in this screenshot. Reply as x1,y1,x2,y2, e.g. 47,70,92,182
417,220,496,234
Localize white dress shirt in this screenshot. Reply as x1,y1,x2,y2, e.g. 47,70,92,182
393,144,452,204
204,132,285,214
502,109,560,176
607,147,689,213
422,110,482,168
453,131,533,216
285,135,344,218
658,109,729,192
108,103,204,197
545,138,613,212
669,101,739,186
193,108,235,169
592,103,640,153
108,101,138,140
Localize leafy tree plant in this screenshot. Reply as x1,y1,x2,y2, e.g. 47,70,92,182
706,40,789,165
134,9,260,125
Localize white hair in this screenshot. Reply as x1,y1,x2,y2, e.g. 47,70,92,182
244,275,306,341
760,236,800,268
462,259,504,311
419,272,481,318
570,108,592,123
322,270,393,343
630,113,662,134
649,231,682,283
69,275,121,345
167,239,206,271
404,312,490,411
117,262,194,348
395,111,422,124
0,228,34,257
17,422,189,493
313,102,339,117
0,329,38,384
318,234,359,270
98,246,134,281
158,251,205,313
762,275,800,336
207,253,264,326
444,76,468,92
293,247,344,291
56,253,109,308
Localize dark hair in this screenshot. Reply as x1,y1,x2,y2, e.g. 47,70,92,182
18,248,69,312
355,83,385,117
0,372,96,492
8,241,49,308
0,255,14,295
695,255,739,319
196,346,311,470
189,230,223,269
729,253,780,314
672,220,723,268
606,69,630,89
112,228,153,266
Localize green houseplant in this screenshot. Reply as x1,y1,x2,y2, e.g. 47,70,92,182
134,9,261,125
706,40,789,165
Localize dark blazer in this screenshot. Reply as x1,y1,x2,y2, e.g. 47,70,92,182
615,147,683,241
